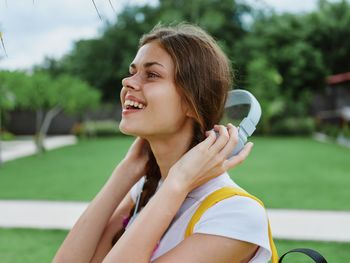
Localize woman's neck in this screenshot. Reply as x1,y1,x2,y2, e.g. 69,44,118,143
147,124,194,181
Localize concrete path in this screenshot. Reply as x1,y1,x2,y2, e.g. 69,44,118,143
0,135,77,162
0,200,350,242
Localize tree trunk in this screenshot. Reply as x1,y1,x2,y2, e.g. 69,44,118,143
35,107,62,154
36,109,44,134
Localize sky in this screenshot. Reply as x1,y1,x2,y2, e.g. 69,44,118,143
0,0,322,70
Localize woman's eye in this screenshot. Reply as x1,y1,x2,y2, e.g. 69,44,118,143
147,72,159,79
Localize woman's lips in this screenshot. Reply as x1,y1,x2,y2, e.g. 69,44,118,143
124,95,147,107
122,106,145,115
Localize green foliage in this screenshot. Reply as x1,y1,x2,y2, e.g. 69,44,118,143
55,5,157,101
246,57,284,134
72,120,123,137
318,123,350,139
0,129,15,140
0,70,25,110
341,125,350,138
239,12,328,119
0,70,101,153
39,0,251,102
50,75,101,114
0,71,24,149
157,0,250,56
23,72,52,110
0,70,101,114
305,0,350,74
236,1,350,134
272,117,316,135
33,0,350,136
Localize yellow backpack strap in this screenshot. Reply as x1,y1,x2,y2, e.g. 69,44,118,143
184,186,278,263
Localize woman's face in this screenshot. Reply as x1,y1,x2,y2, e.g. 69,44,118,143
119,41,192,138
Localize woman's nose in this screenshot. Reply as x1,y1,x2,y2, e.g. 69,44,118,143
122,75,141,91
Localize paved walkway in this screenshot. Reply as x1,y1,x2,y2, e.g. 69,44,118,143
0,135,77,162
0,200,350,242
1,136,350,242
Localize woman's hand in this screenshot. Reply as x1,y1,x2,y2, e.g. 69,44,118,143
167,123,253,193
114,137,150,182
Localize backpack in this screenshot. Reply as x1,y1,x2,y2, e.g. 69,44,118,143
184,187,327,263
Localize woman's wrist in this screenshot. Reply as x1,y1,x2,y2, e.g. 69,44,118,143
113,160,144,183
166,167,193,195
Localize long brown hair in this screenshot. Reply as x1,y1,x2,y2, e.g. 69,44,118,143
112,23,233,245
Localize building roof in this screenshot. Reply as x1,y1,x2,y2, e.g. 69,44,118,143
327,72,350,85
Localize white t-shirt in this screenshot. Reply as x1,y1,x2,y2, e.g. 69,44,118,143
129,173,272,263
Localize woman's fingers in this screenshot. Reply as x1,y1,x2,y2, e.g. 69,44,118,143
201,129,217,148
218,123,238,158
223,142,254,170
208,124,230,153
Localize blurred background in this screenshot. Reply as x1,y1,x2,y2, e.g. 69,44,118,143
0,0,349,262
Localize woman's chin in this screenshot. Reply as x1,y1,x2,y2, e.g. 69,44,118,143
119,123,142,137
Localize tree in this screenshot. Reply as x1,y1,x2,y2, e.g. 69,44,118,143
13,72,101,153
38,0,252,102
305,0,350,74
0,71,18,165
236,11,328,121
33,0,350,136
157,0,251,53
41,4,157,102
246,57,284,134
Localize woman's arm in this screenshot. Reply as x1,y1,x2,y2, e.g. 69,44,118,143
154,233,258,263
90,192,135,263
102,174,189,263
52,164,138,263
53,138,150,263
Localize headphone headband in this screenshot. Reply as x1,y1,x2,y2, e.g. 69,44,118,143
225,89,262,156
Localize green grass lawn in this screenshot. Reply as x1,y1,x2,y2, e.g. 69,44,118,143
0,137,132,201
0,228,349,263
0,136,349,210
0,136,349,262
231,136,350,210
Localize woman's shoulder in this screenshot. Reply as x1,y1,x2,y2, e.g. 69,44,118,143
194,195,268,235
191,174,271,258
188,172,242,200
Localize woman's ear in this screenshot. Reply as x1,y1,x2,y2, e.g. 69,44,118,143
182,102,196,118
185,109,196,118
180,96,196,119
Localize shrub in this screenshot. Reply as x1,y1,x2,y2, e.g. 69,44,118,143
71,120,124,137
0,129,15,141
272,117,316,136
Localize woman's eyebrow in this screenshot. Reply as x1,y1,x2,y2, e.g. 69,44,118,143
130,61,165,69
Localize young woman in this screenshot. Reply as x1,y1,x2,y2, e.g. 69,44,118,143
53,24,272,263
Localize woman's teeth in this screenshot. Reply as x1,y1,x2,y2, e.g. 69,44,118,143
124,99,145,109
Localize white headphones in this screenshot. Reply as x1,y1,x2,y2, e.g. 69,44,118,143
224,89,262,157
